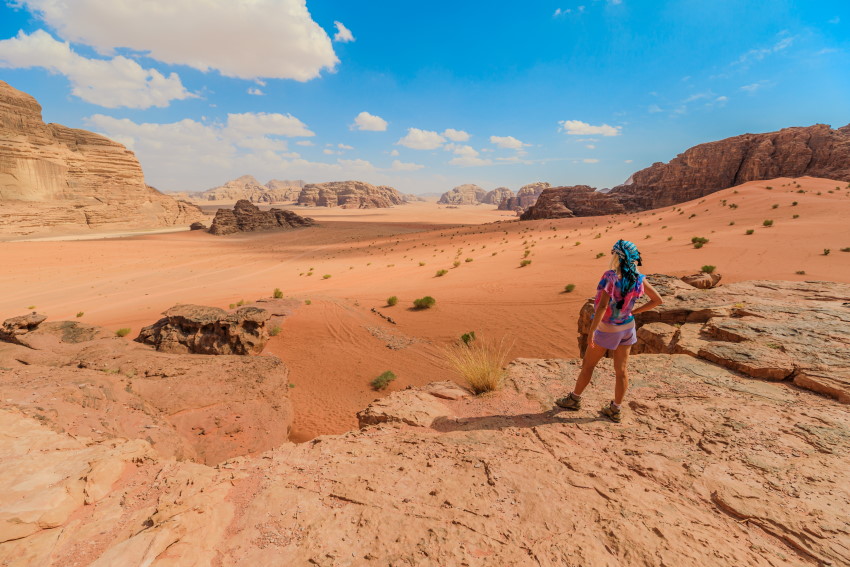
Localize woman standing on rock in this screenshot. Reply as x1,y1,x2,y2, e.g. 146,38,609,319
556,239,662,422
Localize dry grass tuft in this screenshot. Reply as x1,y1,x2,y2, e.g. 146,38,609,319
442,337,513,394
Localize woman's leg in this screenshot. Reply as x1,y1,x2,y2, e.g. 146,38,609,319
611,344,631,405
573,342,607,396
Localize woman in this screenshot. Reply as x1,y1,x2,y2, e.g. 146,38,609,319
556,239,662,422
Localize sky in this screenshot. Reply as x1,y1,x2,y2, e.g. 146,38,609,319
1,1,848,195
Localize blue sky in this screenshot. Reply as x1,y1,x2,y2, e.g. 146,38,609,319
1,1,848,194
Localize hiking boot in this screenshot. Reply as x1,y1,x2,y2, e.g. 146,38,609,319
555,392,582,411
600,401,622,423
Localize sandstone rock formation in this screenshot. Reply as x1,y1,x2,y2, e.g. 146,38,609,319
402,192,427,202
483,186,514,205
681,272,722,289
609,123,850,210
0,81,204,236
578,275,850,403
136,304,271,355
520,185,627,220
0,314,293,465
437,184,486,205
297,180,405,208
2,350,848,565
498,181,550,211
190,175,304,203
208,199,315,235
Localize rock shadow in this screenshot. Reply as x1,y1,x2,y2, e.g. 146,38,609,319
431,409,605,432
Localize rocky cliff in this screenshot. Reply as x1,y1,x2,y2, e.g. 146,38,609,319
208,199,315,235
191,175,304,203
609,123,850,210
437,184,486,205
482,186,513,205
520,184,627,220
0,81,204,236
297,180,405,208
498,181,550,211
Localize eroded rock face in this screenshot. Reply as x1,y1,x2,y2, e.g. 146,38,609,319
438,184,486,205
297,180,404,208
402,193,426,202
191,175,304,203
578,276,850,402
483,186,513,205
137,304,271,355
3,353,848,565
0,81,205,236
520,185,626,220
208,199,315,235
609,123,850,210
681,272,722,289
498,181,550,212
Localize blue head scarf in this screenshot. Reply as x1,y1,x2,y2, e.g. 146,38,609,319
611,239,642,301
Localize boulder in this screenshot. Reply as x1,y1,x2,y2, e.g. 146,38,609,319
0,312,46,343
136,304,271,355
297,180,404,208
681,272,722,289
189,221,207,231
520,185,626,220
438,184,486,205
482,186,514,205
208,199,314,235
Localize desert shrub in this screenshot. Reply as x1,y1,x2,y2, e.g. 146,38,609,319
520,259,532,267
413,296,436,309
442,337,512,395
465,257,473,263
763,219,774,227
595,252,605,259
772,204,779,209
307,272,313,276
564,284,576,293
460,331,476,345
419,262,426,266
765,186,773,190
26,305,35,310
728,203,738,209
792,214,799,219
796,270,806,275
823,249,831,256
273,288,283,299
269,326,281,337
229,303,236,309
523,250,531,258
841,247,850,252
688,214,696,219
574,241,581,246
746,229,755,235
370,371,397,391
436,269,448,277
453,260,461,268
115,328,131,337
792,201,798,206
236,299,245,306
667,236,673,241
387,295,398,306
691,236,709,249
76,311,84,318
701,265,716,274
729,221,735,226
322,274,331,279
305,299,312,305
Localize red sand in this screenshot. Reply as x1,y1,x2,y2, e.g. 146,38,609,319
1,177,848,440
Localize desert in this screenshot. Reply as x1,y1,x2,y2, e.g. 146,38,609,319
2,2,850,565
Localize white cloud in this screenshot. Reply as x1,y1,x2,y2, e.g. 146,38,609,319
323,148,338,155
333,21,355,43
740,81,771,94
397,128,445,150
0,30,192,108
624,159,633,163
389,149,399,156
559,120,621,137
583,158,599,163
226,112,314,138
585,144,596,149
444,143,479,157
735,35,796,68
490,135,529,149
15,0,338,81
391,159,424,171
351,111,388,131
449,156,493,167
648,104,663,113
337,158,374,170
247,87,265,96
338,143,354,150
442,128,470,142
296,140,314,146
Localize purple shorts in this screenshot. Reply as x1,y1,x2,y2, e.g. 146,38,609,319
593,327,637,350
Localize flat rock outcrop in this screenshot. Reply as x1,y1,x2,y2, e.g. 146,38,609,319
0,81,204,236
191,175,304,202
681,272,722,289
297,180,404,208
136,303,271,355
438,184,486,205
610,123,850,210
498,181,550,211
402,192,426,202
578,275,850,403
483,186,513,205
208,199,315,235
520,184,627,220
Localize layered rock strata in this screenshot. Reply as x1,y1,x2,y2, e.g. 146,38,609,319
437,184,486,205
0,81,204,236
578,275,850,403
208,199,315,235
191,175,304,202
498,181,550,211
297,180,404,208
136,304,271,355
520,185,626,220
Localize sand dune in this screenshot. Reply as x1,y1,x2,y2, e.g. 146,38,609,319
1,177,848,439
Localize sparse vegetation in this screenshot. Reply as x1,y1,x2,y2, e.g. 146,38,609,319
413,296,436,309
419,262,426,266
305,299,312,305
229,303,236,309
442,337,512,395
823,249,831,256
520,259,532,267
746,229,755,235
795,270,806,275
772,204,779,209
436,269,448,277
273,288,283,299
465,257,473,263
793,214,799,219
701,265,716,274
763,219,774,227
792,201,798,206
322,274,332,279
115,328,131,338
236,299,246,306
269,326,281,337
453,260,461,268
26,305,35,310
460,331,476,346
841,247,850,253
76,311,84,318
564,283,576,293
692,236,709,249
387,296,398,306
370,371,397,391
595,252,605,259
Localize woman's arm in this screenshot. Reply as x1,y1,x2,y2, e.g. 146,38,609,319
632,280,663,315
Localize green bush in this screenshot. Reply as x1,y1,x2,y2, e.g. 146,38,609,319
823,249,831,256
387,295,398,306
76,311,84,318
841,247,850,252
772,204,779,209
746,229,755,235
595,252,605,259
795,270,806,275
273,288,283,299
304,299,312,305
435,269,448,277
763,219,774,227
453,260,461,268
792,201,798,206
413,296,436,309
115,328,131,338
564,284,576,293
792,214,800,219
520,259,532,267
322,274,332,279
229,303,236,309
236,299,245,306
460,331,476,346
701,265,716,274
370,371,397,391
269,326,281,337
692,236,709,249
465,257,473,263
